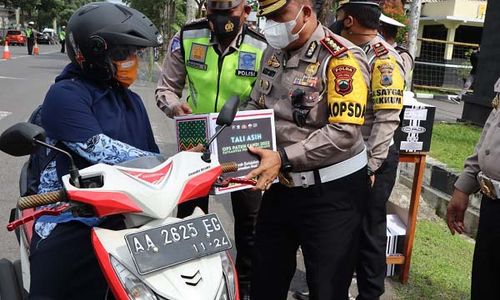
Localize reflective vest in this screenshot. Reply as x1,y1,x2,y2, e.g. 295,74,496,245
59,31,66,41
181,21,267,113
25,28,33,39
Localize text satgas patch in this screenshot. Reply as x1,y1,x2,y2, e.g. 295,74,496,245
327,53,368,125
371,55,404,110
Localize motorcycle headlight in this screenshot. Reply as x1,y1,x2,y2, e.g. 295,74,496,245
110,255,158,300
219,251,237,300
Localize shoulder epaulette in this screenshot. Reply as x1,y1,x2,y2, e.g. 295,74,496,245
320,36,348,58
372,42,389,57
246,26,266,43
182,18,209,31
395,45,411,56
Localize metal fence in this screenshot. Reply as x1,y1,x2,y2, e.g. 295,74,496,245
413,38,479,93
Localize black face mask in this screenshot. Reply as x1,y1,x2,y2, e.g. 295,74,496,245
330,18,345,35
208,14,241,43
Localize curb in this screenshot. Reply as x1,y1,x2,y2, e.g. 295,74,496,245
415,93,457,102
399,157,481,237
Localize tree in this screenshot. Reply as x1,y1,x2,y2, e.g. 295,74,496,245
316,0,336,26
381,0,408,44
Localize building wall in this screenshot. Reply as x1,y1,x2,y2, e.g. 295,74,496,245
422,0,487,20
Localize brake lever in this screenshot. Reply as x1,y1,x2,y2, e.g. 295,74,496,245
214,177,257,188
7,203,71,232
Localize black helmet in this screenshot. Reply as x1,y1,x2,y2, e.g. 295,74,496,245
66,2,163,81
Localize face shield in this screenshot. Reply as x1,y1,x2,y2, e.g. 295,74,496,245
108,45,160,87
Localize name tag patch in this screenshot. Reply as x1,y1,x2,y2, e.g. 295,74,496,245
262,68,276,78
235,69,257,77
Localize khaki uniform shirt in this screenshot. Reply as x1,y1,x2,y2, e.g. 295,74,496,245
362,36,406,172
155,23,245,118
394,44,414,88
246,24,370,172
455,78,500,194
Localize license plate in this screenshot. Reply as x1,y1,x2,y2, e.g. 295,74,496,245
125,214,232,275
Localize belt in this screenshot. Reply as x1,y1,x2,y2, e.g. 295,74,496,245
280,149,367,188
478,172,500,200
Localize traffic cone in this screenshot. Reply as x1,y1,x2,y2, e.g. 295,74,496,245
33,42,39,56
2,41,11,60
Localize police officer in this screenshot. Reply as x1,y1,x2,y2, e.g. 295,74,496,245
25,21,36,55
245,0,371,298
155,0,266,297
447,78,500,300
59,25,66,53
331,1,406,299
379,14,414,88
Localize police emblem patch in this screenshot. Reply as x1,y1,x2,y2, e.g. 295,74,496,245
305,63,319,77
332,65,356,96
170,36,181,52
267,54,281,68
377,63,394,87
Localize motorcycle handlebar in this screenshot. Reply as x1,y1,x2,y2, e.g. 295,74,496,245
220,162,238,173
18,190,64,210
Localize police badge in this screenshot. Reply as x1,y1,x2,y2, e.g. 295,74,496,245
377,63,394,87
332,65,356,96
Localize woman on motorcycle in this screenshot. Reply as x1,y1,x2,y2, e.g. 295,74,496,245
30,2,163,299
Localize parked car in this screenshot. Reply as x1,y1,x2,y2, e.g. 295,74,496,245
5,30,26,46
36,28,57,45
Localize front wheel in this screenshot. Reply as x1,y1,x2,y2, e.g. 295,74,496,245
0,259,23,300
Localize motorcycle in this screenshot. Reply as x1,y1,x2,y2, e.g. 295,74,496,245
0,97,255,299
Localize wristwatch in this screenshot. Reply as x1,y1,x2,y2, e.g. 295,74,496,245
278,148,293,173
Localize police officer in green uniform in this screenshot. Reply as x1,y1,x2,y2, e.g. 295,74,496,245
332,1,406,299
25,21,36,55
155,0,267,297
245,0,371,298
59,26,66,53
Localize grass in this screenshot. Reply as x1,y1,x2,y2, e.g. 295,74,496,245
394,220,474,300
429,123,482,171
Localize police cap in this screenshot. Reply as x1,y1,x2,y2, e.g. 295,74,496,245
338,0,380,9
257,0,288,16
207,0,243,10
380,13,405,27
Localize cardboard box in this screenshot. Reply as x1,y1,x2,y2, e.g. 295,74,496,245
393,92,436,153
175,109,277,194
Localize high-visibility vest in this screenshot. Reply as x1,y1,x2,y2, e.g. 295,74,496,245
59,31,66,41
181,20,267,113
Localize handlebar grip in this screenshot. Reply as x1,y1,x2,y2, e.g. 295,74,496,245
221,162,238,173
18,191,64,210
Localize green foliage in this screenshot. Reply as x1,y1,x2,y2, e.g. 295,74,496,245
394,221,474,299
430,122,482,171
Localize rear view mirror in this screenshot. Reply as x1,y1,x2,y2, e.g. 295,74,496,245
0,122,46,156
216,96,240,126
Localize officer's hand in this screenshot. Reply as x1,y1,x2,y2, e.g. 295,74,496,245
187,144,205,153
446,188,469,235
172,103,192,116
245,146,281,191
370,175,375,187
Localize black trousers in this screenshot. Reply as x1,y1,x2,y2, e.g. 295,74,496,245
27,39,34,55
471,195,500,299
251,168,368,300
29,217,124,300
177,189,262,287
356,146,399,300
60,40,65,53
